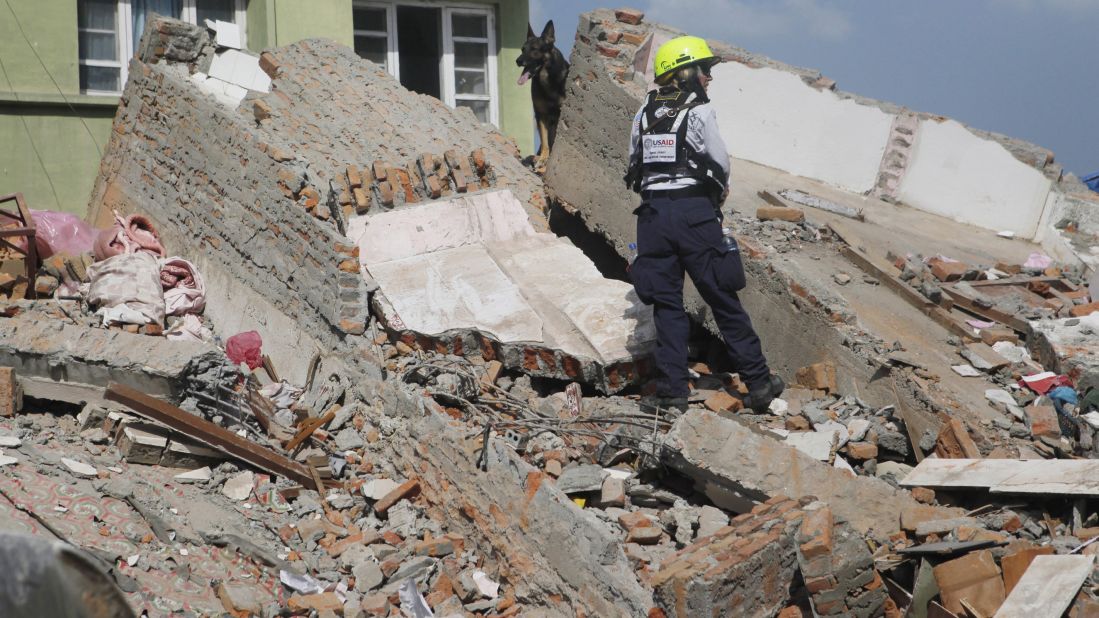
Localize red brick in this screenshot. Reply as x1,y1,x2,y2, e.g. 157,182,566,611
621,31,647,45
627,526,662,545
596,44,621,58
618,511,654,531
798,507,834,559
0,367,21,417
704,390,742,412
756,206,805,223
1070,301,1099,317
845,441,878,461
287,592,342,613
614,8,644,24
928,258,968,282
805,574,836,594
1025,403,1061,439
910,487,935,504
374,478,420,515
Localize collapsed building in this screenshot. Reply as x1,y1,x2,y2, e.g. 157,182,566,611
0,7,1098,618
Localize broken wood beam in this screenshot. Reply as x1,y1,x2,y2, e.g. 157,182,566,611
104,382,314,486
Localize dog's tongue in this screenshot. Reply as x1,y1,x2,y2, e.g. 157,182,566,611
517,71,531,86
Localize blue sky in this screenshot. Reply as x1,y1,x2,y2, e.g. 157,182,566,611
530,0,1098,177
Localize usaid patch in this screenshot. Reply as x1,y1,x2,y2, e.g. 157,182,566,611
642,134,677,163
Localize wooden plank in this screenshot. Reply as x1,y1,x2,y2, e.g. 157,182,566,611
902,459,1099,496
941,286,1029,333
104,382,314,486
993,555,1094,617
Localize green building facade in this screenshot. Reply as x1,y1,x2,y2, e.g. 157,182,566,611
0,0,533,216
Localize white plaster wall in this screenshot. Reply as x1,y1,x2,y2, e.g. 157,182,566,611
707,62,894,194
896,119,1052,238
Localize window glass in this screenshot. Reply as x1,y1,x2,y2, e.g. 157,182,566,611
456,99,488,123
78,0,117,30
79,31,118,62
196,0,235,24
454,42,487,70
354,36,387,67
353,7,387,33
451,14,486,39
80,64,121,92
454,70,486,96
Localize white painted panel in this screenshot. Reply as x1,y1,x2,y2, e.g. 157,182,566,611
896,119,1052,237
707,63,894,194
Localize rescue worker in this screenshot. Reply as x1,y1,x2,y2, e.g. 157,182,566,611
625,35,784,414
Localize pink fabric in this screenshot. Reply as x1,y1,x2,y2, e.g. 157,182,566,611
159,256,206,316
17,210,98,259
94,213,166,261
226,331,263,370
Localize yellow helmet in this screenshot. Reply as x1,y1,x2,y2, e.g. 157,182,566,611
653,35,720,84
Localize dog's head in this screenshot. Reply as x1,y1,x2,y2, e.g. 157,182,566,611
516,21,555,86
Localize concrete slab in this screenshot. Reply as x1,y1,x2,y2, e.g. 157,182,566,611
995,555,1094,618
902,458,1099,496
349,191,655,389
664,410,962,540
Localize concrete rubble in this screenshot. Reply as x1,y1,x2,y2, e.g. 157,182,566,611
0,7,1098,618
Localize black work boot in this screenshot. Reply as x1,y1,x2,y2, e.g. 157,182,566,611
640,395,689,417
742,375,786,414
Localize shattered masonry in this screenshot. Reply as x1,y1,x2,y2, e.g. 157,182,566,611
1,6,1099,618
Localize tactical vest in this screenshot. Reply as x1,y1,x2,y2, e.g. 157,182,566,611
625,88,727,194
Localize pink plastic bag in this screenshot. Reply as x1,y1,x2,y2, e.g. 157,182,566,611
19,210,99,259
226,331,263,370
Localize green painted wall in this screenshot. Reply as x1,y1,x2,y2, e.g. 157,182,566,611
0,102,115,213
0,1,81,94
0,1,113,215
248,0,353,48
494,0,535,156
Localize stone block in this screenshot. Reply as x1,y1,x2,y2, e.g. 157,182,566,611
218,581,262,615
1000,546,1054,595
115,423,169,465
962,342,1010,371
599,476,626,507
160,437,222,468
555,464,604,494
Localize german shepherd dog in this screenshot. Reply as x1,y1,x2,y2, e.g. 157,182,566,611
516,21,569,173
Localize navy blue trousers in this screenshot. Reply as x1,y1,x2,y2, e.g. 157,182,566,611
631,194,770,397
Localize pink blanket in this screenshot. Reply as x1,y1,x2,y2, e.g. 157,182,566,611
94,213,165,261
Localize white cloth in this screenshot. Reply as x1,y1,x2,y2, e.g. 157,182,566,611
86,252,165,326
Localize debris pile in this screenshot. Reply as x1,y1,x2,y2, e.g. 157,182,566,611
2,7,1099,618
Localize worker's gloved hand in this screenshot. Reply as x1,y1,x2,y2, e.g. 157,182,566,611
742,375,786,414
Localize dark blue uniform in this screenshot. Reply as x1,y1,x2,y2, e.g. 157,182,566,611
627,89,772,399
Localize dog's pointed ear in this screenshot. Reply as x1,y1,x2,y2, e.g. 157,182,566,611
528,23,536,39
541,20,555,45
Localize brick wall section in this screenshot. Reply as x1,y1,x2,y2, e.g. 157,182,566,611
797,507,887,617
88,19,368,346
651,496,806,617
651,496,887,618
246,40,548,228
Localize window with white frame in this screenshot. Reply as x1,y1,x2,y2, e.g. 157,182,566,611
78,0,247,95
351,2,498,126
78,0,123,94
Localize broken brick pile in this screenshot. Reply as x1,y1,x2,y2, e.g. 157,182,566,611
650,497,886,617
335,150,496,216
